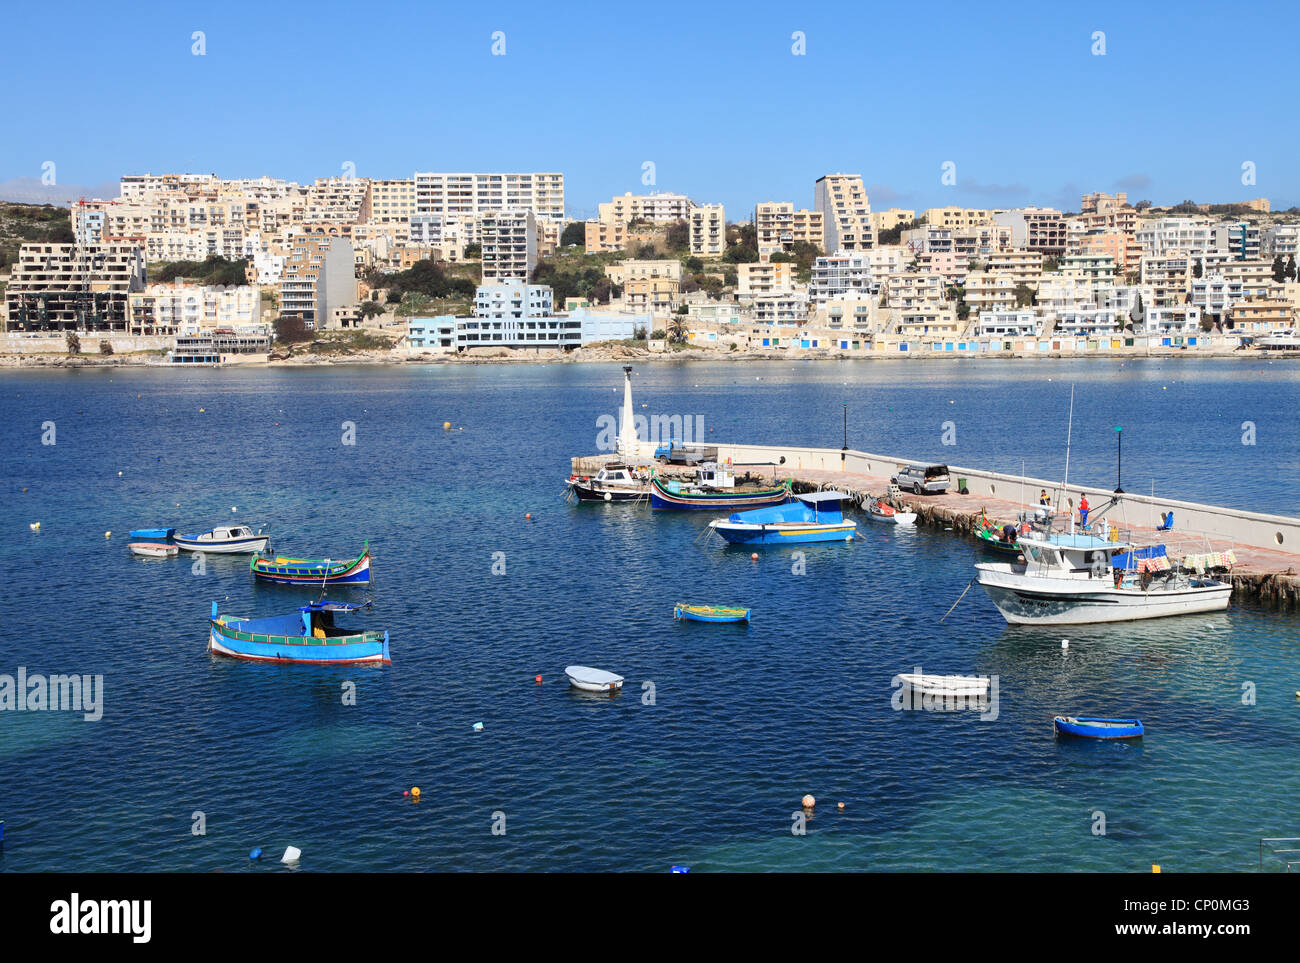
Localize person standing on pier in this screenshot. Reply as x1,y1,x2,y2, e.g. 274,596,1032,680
1039,489,1050,505
1079,494,1090,529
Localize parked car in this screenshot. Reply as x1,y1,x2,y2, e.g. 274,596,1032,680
892,463,951,495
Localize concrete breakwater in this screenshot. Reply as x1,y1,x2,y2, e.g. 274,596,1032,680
571,443,1300,610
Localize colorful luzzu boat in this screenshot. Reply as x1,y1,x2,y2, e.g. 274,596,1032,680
250,543,372,586
674,603,752,623
708,491,857,546
208,599,390,665
649,471,791,511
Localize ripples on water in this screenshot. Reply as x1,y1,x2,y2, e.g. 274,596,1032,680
0,359,1297,871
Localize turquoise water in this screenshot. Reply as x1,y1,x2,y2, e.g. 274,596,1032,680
0,358,1297,872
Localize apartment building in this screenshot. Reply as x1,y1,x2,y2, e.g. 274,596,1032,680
598,192,695,225
808,252,877,305
1136,218,1218,258
1058,254,1117,286
885,272,944,309
984,250,1043,286
737,261,796,299
1035,275,1096,311
127,282,259,336
689,204,726,256
1227,298,1294,333
892,305,959,339
754,202,824,260
474,282,554,319
622,276,680,315
1144,305,1203,336
752,292,810,324
279,234,356,330
304,177,370,227
1053,307,1125,337
922,206,996,231
414,172,565,223
1212,222,1262,261
953,224,1014,260
365,179,418,237
914,251,966,283
479,210,538,283
993,207,1067,255
605,259,682,286
4,243,146,332
1071,231,1143,278
816,295,882,332
974,310,1042,338
814,174,874,252
963,272,1020,314
1140,253,1196,307
871,209,916,233
1077,192,1138,234
1263,223,1300,258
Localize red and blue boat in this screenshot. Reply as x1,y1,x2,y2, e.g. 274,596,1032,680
208,599,390,665
250,543,372,586
649,467,791,511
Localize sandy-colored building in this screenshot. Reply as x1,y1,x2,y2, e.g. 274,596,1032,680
598,192,695,225
737,261,796,299
923,207,996,231
479,210,538,282
689,204,725,256
4,242,146,332
814,173,874,252
755,202,824,260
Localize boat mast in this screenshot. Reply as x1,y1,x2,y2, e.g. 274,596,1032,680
1058,383,1075,515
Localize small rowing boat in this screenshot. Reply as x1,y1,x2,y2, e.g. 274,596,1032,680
130,542,179,558
564,665,624,692
898,673,990,698
208,599,390,665
674,603,751,623
864,499,916,525
250,543,372,585
1053,716,1144,739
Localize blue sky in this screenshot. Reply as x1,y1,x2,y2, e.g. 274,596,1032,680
2,0,1296,214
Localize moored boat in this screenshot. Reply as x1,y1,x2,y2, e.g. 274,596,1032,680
565,464,650,502
898,673,990,698
974,531,1231,625
864,499,916,525
708,491,857,546
649,465,791,511
128,527,178,557
974,524,1022,556
208,599,390,665
251,543,372,586
1054,716,1144,739
176,524,270,554
130,542,179,558
564,665,624,692
674,603,751,623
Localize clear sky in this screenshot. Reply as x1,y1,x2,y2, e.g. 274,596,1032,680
2,0,1296,214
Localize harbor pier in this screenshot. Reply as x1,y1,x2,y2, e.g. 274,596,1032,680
572,442,1300,609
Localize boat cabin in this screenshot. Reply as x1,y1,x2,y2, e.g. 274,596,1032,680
695,461,735,489
592,465,642,487
197,525,256,541
1018,533,1123,579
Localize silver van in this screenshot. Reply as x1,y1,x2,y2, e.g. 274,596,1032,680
891,463,950,495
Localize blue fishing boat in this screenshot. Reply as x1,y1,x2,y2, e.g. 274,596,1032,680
707,491,857,546
674,603,751,623
208,599,390,665
128,527,175,545
1053,716,1143,739
250,543,372,586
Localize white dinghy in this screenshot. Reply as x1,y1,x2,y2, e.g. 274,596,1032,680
564,665,625,693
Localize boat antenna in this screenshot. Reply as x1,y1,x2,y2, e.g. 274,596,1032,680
1057,383,1075,513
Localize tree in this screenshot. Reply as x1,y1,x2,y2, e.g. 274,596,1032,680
1013,283,1036,308
1134,199,1153,211
65,329,80,354
664,220,690,252
683,256,704,273
1130,292,1144,325
666,316,688,343
273,314,313,343
98,339,114,355
463,243,482,259
634,242,658,259
1193,258,1203,279
560,222,585,247
359,301,386,319
1272,255,1286,283
1287,255,1297,282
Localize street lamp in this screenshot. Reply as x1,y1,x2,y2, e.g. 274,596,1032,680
1114,425,1124,494
841,404,848,468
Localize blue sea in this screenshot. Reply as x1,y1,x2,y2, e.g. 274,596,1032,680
0,358,1297,872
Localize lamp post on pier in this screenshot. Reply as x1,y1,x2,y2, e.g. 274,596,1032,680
1114,425,1125,494
841,404,848,468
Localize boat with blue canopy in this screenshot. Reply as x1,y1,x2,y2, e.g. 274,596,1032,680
1053,716,1143,739
707,491,857,546
674,603,751,623
250,543,372,586
208,599,390,665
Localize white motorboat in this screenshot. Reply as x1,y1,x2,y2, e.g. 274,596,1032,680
1257,328,1300,350
974,532,1231,625
898,673,990,698
565,464,650,502
129,542,179,558
174,525,270,554
864,499,917,525
564,665,625,692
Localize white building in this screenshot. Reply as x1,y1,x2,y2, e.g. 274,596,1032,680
814,173,874,252
479,210,538,282
414,171,565,223
474,282,553,319
809,252,877,305
1135,217,1218,258
689,204,725,256
974,310,1041,338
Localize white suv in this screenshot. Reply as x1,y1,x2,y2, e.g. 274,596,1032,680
891,463,950,495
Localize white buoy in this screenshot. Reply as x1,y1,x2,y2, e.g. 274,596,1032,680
30,522,40,531
104,531,111,538
281,846,301,864
604,492,612,501
231,506,237,512
1061,639,1069,649
117,471,123,477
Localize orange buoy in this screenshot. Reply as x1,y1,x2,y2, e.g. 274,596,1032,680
525,513,532,520
535,674,543,684
410,786,421,799
802,794,816,809
751,553,759,561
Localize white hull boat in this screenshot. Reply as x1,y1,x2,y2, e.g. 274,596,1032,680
974,532,1231,625
864,500,916,525
898,673,989,698
174,525,270,554
129,542,179,558
564,665,624,692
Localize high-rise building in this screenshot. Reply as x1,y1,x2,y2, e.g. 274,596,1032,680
755,202,824,260
4,243,146,332
814,174,874,252
414,172,565,223
479,210,538,282
689,204,725,256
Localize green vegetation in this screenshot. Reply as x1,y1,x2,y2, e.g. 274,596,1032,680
359,300,387,319
1013,283,1036,308
308,329,397,354
876,219,921,245
151,255,248,286
273,315,314,344
98,339,114,355
770,240,820,282
722,223,758,263
383,258,476,305
65,329,81,354
560,222,586,247
0,202,74,275
530,248,626,305
462,242,482,259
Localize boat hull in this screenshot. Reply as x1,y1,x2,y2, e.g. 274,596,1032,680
899,674,989,698
1054,716,1143,739
866,509,917,525
129,542,179,557
251,551,371,585
570,483,647,502
650,477,791,511
974,530,1022,556
208,623,390,665
176,535,270,554
975,565,1232,625
710,521,857,545
674,604,751,623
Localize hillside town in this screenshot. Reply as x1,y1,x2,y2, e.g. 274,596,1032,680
2,170,1299,363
